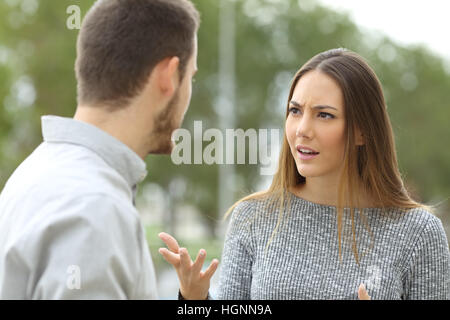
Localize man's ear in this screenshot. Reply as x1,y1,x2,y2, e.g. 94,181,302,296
155,56,180,97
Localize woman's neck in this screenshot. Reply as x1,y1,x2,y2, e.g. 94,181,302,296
290,182,378,208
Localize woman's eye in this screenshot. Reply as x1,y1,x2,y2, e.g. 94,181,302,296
319,112,334,119
288,107,301,115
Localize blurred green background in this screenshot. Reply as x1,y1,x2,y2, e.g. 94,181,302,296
1,0,449,298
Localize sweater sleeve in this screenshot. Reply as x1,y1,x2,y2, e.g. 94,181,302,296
402,214,450,300
216,201,255,300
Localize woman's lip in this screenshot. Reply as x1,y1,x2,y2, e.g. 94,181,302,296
297,145,319,153
298,150,319,160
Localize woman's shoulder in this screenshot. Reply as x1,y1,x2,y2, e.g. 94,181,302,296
395,207,449,276
229,192,277,221
230,197,261,219
394,206,441,225
391,206,447,242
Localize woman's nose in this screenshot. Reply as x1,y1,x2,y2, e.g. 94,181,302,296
296,115,313,138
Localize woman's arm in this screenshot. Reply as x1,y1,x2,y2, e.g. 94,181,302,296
402,215,450,299
216,201,256,300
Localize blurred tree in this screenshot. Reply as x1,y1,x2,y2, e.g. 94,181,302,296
0,0,449,238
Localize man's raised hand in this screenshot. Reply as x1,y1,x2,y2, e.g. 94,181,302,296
158,232,219,300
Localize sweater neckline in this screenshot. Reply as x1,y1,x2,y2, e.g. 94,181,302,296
288,191,386,211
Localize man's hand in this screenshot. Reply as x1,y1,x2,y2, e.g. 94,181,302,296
158,232,219,300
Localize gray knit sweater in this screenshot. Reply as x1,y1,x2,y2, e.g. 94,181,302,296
216,194,450,300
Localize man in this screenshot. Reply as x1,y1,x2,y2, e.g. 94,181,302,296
0,0,199,299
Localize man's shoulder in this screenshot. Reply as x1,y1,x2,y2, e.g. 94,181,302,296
0,141,139,243
2,142,129,202
48,192,139,229
6,192,140,252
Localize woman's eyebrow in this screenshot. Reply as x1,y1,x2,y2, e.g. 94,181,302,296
289,100,338,111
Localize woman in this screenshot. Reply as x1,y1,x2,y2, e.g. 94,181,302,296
158,48,450,300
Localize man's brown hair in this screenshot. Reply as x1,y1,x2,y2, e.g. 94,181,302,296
75,0,200,108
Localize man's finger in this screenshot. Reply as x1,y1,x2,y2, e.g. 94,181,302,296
179,248,192,270
192,249,206,275
158,248,180,267
201,259,219,280
158,232,180,253
358,283,371,300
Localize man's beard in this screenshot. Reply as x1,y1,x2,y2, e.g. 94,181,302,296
147,90,182,155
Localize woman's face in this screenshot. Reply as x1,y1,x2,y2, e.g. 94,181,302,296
285,70,347,181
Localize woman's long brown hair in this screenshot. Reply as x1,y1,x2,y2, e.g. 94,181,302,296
225,48,435,264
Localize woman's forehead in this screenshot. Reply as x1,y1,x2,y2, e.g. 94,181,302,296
292,71,344,110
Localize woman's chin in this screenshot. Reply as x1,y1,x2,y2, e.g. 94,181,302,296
296,165,319,178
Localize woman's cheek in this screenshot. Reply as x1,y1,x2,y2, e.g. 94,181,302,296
322,127,346,163
285,118,296,147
